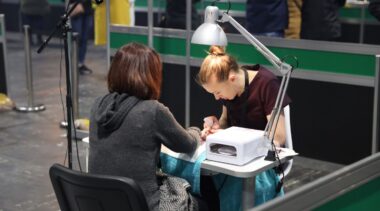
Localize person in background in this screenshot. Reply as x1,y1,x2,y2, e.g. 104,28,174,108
369,0,380,21
88,42,207,211
300,0,346,41
158,0,201,30
69,0,93,75
20,0,50,45
198,46,291,211
285,0,303,39
245,0,289,38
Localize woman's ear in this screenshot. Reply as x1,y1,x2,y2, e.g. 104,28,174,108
229,73,237,82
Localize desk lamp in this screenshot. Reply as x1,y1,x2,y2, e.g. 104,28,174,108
191,4,294,161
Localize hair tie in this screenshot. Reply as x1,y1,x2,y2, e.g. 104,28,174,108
206,51,225,56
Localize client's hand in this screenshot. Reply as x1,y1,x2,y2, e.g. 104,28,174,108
201,116,220,141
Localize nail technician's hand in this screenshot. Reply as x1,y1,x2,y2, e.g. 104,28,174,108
201,116,220,140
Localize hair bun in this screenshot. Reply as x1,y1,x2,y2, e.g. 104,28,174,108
208,45,225,56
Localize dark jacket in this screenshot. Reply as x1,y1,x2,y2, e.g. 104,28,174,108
246,0,289,33
89,93,200,211
301,0,346,41
159,0,201,30
369,0,380,21
21,0,50,15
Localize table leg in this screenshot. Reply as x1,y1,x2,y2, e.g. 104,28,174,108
85,146,89,172
82,137,89,172
242,176,255,210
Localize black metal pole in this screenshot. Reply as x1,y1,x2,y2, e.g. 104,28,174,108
37,2,78,54
37,2,79,169
373,56,380,154
63,26,73,169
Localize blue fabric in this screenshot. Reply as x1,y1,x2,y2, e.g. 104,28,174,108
160,152,284,210
160,152,206,195
213,169,284,211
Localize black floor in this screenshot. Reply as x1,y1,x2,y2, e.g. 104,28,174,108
0,32,343,210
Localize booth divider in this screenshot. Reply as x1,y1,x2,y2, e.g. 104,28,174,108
253,152,380,211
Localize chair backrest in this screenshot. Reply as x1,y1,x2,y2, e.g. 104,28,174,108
283,105,293,178
49,163,149,211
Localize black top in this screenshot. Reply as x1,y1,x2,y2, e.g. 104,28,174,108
223,65,291,130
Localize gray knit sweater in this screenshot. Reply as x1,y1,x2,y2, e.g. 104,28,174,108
89,93,201,211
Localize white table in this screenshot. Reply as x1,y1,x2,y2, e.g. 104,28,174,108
82,137,90,172
161,144,298,210
203,147,297,210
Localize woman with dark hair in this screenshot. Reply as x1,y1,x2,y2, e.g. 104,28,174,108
88,43,205,211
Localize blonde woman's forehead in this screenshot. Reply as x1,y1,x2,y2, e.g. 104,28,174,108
202,75,228,92
202,75,217,91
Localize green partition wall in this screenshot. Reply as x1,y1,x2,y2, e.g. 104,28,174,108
253,153,380,211
110,26,378,86
47,0,64,5
340,5,378,23
313,177,380,211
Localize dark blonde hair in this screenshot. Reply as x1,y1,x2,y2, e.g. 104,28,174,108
196,45,239,85
107,42,162,100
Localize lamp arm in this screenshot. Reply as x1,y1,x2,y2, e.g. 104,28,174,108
220,13,292,75
219,12,293,144
265,71,292,142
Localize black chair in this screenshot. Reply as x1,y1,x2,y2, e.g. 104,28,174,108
49,163,150,211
